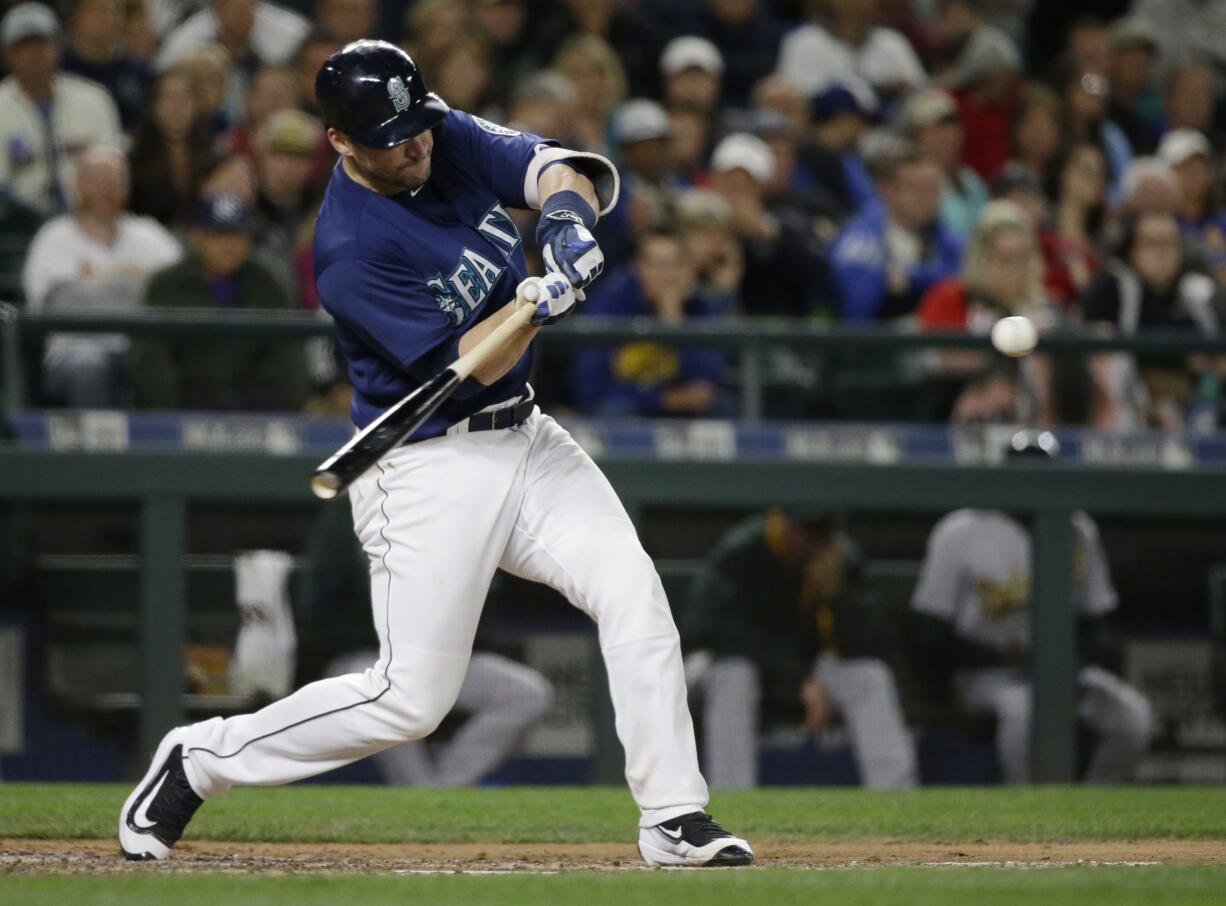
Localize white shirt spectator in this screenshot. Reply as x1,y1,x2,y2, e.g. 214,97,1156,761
155,1,309,70
22,212,181,367
776,22,927,99
0,73,122,215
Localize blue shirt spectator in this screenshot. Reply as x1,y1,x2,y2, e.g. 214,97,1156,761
831,145,963,321
572,231,728,417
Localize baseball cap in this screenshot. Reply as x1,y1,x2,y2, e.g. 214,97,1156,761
811,78,878,123
660,36,724,77
2,2,59,48
898,88,959,134
991,161,1044,199
946,25,1021,88
257,109,324,155
613,99,671,145
193,193,255,232
1109,16,1158,53
710,132,774,183
1158,129,1211,167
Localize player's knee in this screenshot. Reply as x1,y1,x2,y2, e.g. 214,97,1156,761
994,685,1032,723
1111,694,1154,751
519,672,554,724
840,659,897,702
708,657,762,698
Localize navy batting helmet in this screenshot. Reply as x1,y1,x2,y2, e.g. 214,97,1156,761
315,40,449,149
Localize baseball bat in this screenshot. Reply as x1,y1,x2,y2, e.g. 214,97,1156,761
310,290,539,500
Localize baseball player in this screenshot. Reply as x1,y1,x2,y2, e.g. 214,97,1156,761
119,40,751,868
681,509,917,790
910,430,1153,783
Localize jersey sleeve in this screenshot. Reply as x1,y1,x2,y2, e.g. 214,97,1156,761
316,256,458,379
1073,512,1118,616
445,109,620,215
911,514,965,620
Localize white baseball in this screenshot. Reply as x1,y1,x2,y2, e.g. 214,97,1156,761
990,315,1038,357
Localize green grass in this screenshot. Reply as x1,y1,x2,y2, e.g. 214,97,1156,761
2,784,1225,842
7,867,1226,906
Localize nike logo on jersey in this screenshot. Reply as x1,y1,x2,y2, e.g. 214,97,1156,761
130,770,168,831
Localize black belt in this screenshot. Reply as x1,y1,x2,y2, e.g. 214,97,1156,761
464,396,535,433
404,395,535,446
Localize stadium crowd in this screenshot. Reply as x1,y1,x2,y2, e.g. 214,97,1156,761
1,0,1224,428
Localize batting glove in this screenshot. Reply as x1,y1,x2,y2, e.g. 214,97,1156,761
521,273,579,326
536,190,604,290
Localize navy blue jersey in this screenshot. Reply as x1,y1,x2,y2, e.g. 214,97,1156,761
313,109,554,434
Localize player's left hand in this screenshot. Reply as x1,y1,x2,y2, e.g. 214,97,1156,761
521,273,579,326
536,206,604,290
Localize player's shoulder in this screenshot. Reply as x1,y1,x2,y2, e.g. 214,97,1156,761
55,72,116,105
1071,510,1101,542
928,508,994,544
314,168,409,270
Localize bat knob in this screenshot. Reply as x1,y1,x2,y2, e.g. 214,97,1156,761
311,472,341,500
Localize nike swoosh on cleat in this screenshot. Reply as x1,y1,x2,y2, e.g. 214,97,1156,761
659,826,684,840
130,771,168,832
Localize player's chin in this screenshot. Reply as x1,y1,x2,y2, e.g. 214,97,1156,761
397,160,431,190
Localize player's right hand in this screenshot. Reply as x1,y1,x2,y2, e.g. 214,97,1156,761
521,273,579,326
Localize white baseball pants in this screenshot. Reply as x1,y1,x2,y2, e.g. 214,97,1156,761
178,412,709,827
958,665,1154,783
325,650,553,786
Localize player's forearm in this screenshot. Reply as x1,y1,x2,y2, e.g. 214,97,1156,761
460,300,539,385
537,163,599,217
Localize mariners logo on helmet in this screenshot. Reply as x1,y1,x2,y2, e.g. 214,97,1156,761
388,76,410,113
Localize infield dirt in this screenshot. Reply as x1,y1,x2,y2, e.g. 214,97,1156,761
3,838,1224,874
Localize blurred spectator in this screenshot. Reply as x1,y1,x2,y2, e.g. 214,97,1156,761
533,0,665,100
993,163,1087,308
252,108,323,255
132,193,309,410
1161,59,1220,145
1131,0,1226,76
1083,208,1220,429
174,43,234,136
799,81,878,229
301,503,553,787
1115,156,1179,217
668,103,714,187
292,28,340,116
571,230,727,417
0,2,123,216
1106,17,1161,155
219,62,296,157
753,109,829,232
681,508,917,790
551,33,626,154
122,0,159,62
660,35,723,116
831,143,962,321
694,0,785,108
1158,130,1226,281
1061,15,1111,75
505,71,578,145
432,36,494,117
314,0,373,47
468,0,538,110
912,430,1153,784
1056,61,1133,202
60,0,152,130
710,132,831,317
939,5,1022,182
157,0,309,71
1047,143,1107,301
128,67,220,227
776,0,925,104
22,146,180,406
1008,84,1063,192
898,87,988,239
918,200,1053,423
752,73,809,135
612,99,679,235
675,189,743,313
402,0,469,77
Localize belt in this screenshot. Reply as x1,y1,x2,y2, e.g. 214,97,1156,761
403,393,535,445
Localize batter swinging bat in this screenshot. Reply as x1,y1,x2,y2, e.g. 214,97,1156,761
310,286,540,500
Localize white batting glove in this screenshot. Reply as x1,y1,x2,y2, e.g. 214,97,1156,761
520,273,581,326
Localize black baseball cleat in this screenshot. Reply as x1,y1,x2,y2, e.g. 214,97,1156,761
638,811,754,867
118,728,204,860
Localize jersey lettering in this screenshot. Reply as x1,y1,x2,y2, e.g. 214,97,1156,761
477,204,521,259
426,273,469,326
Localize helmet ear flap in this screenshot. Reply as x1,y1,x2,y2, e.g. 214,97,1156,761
315,40,449,150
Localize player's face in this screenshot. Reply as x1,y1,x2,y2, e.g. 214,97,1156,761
340,128,435,195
